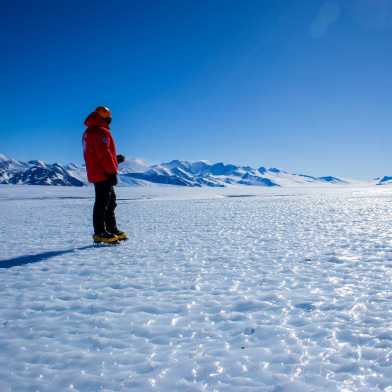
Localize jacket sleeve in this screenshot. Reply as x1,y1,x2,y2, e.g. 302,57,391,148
93,131,118,175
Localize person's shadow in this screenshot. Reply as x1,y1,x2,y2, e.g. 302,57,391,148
0,245,96,269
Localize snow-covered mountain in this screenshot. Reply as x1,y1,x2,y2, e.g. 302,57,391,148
0,153,356,188
0,154,28,183
376,176,392,186
0,155,84,186
118,159,355,188
118,158,150,174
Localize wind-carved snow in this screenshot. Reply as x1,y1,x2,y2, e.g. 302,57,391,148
1,185,392,391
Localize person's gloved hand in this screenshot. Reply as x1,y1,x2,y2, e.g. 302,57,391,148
117,154,125,164
107,173,118,186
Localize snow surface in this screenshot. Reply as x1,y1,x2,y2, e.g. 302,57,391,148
1,185,392,391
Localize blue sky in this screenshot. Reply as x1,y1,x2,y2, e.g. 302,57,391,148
1,0,391,178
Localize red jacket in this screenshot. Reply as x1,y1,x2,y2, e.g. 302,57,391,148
83,112,118,183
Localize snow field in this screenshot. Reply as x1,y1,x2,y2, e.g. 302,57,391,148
1,186,392,391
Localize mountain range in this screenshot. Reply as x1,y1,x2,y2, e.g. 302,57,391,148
0,153,388,188
375,176,392,186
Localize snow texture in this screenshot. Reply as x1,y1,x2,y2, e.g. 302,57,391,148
1,185,392,391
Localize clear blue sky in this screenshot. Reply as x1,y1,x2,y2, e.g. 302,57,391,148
1,0,391,178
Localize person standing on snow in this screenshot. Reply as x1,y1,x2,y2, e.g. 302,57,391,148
82,106,128,244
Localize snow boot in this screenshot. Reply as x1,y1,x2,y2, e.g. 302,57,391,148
93,231,119,244
110,228,128,241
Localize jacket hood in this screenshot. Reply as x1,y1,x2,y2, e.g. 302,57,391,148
84,111,110,129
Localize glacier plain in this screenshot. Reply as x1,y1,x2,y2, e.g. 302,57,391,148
1,184,392,391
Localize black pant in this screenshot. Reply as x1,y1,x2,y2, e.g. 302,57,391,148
93,180,117,235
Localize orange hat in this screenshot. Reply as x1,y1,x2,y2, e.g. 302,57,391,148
95,106,112,119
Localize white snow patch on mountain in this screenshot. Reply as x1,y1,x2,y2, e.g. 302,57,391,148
119,158,150,174
377,176,392,186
